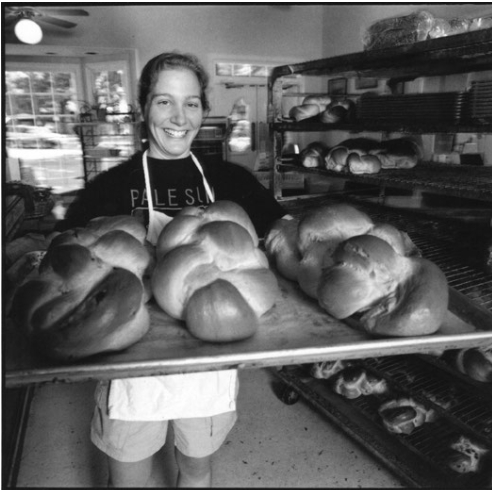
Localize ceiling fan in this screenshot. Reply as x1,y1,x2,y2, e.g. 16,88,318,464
5,6,89,44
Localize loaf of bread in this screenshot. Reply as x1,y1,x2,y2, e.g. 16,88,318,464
378,397,437,434
300,141,329,168
289,95,332,122
11,216,152,361
152,200,279,342
318,234,448,336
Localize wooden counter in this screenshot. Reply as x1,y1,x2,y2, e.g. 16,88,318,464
5,274,492,388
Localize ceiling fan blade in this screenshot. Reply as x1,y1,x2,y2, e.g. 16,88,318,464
37,16,77,29
37,8,89,17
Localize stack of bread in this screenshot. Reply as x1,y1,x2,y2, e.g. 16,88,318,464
265,202,448,337
325,137,421,174
152,200,279,342
11,216,154,361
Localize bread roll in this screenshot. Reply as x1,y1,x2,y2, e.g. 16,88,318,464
347,152,382,174
332,367,389,399
378,398,437,434
11,215,152,361
451,346,492,383
310,359,351,379
152,201,279,342
318,235,448,336
446,435,490,473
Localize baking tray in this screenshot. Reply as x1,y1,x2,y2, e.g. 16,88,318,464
4,272,492,388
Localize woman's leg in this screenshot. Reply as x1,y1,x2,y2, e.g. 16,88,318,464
174,448,212,487
107,455,154,488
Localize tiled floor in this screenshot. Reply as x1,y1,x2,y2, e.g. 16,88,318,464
14,368,403,488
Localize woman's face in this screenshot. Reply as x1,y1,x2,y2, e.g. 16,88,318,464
146,68,204,159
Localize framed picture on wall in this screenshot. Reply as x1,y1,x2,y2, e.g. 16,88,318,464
328,77,347,95
355,77,378,90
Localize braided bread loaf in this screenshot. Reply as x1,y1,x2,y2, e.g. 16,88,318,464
266,203,447,337
11,216,152,361
152,200,279,342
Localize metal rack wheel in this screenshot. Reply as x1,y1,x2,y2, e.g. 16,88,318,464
279,384,301,405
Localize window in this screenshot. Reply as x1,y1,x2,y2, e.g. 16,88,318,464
5,62,85,194
84,60,133,122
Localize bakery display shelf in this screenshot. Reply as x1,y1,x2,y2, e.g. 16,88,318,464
274,162,492,202
270,29,492,83
274,355,492,488
5,269,492,388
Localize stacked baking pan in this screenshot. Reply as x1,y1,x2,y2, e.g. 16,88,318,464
357,92,466,124
462,80,492,124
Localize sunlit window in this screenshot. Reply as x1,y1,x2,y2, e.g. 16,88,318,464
5,69,84,194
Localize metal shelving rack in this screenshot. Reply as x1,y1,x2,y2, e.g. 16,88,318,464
268,28,492,200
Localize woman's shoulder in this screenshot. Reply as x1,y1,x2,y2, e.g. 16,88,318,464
92,151,143,182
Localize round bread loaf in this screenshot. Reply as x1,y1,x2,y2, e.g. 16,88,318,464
11,215,152,361
152,201,279,342
318,234,448,336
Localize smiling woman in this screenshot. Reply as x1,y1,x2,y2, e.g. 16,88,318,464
56,50,287,488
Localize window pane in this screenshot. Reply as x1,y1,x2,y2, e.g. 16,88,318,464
35,95,56,114
6,72,31,93
12,95,33,115
53,72,74,93
31,71,52,93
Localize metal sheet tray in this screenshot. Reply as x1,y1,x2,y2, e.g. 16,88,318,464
5,273,492,388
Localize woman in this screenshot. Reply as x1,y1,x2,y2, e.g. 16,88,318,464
60,52,286,487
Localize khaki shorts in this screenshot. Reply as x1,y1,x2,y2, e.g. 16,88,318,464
90,381,237,462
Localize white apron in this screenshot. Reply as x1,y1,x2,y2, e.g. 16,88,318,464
107,150,237,421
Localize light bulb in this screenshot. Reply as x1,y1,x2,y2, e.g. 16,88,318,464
15,18,43,45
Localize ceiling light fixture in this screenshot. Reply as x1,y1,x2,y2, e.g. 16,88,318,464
15,18,43,45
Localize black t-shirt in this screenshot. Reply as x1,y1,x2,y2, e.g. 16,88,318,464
60,151,286,237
